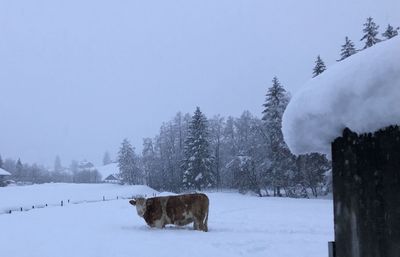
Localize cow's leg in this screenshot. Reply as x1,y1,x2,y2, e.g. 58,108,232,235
202,219,208,232
154,220,165,229
203,210,208,232
198,218,207,232
193,215,207,232
198,222,206,232
193,218,200,231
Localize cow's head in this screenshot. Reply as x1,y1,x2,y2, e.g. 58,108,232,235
129,197,146,217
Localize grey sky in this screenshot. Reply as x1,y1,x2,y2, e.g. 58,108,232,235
1,0,399,166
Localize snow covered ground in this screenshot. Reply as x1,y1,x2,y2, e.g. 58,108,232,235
0,183,158,213
0,184,333,257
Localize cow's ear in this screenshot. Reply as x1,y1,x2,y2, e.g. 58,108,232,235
129,200,136,206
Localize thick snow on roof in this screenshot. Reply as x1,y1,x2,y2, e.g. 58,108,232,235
0,168,11,176
282,37,400,156
95,163,119,180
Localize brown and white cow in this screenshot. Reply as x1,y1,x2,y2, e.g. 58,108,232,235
129,193,209,232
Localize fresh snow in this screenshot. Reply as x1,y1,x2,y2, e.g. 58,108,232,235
282,37,400,155
0,184,333,257
195,173,203,181
0,183,157,213
0,167,11,176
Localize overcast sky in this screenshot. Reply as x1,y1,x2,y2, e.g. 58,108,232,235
0,0,399,167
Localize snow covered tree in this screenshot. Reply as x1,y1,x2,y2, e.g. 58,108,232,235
227,155,259,194
337,36,357,61
360,17,381,49
102,151,112,165
155,112,191,192
209,115,225,189
296,153,331,197
382,24,399,40
182,107,215,190
72,160,101,183
15,158,23,181
262,77,294,196
0,154,3,168
118,139,141,185
312,55,326,77
54,155,62,172
142,138,162,189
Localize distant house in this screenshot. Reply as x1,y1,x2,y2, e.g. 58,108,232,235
95,163,121,184
0,168,11,187
104,174,120,184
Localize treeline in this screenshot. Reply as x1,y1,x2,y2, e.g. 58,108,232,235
0,156,102,184
118,78,331,197
0,156,71,184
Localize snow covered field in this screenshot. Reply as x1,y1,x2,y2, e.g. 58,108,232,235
0,184,333,257
0,183,158,213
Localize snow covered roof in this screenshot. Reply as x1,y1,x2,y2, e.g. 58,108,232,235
282,37,400,156
95,163,119,180
104,174,119,181
0,168,11,176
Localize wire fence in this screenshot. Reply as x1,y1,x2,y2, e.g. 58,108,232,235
0,192,159,215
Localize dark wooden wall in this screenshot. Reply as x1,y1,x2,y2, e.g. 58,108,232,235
332,126,400,257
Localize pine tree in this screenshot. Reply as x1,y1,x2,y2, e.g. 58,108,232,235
142,138,157,188
338,36,357,61
296,153,331,197
209,115,225,189
16,158,23,181
262,77,294,196
312,55,326,77
102,151,112,165
360,17,381,49
182,107,215,190
382,24,399,39
118,139,140,185
227,155,259,194
54,156,62,172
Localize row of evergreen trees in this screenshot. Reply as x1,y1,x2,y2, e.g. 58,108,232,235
117,77,330,197
313,17,398,77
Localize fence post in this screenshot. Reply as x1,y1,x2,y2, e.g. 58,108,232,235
20,207,23,212
32,205,34,209
328,241,336,257
61,200,63,207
